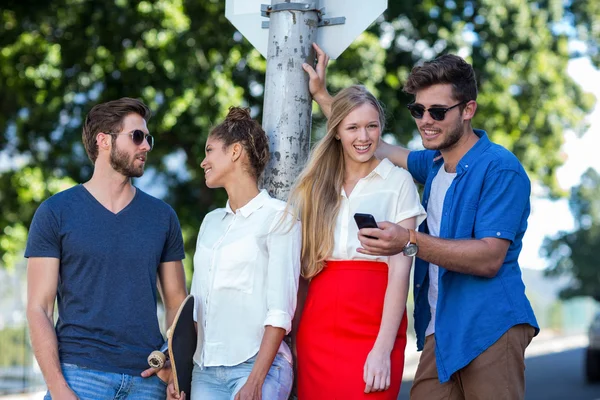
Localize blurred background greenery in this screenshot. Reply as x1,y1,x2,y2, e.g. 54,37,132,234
1,0,600,394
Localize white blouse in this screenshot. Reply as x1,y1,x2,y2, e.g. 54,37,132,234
332,158,426,260
190,190,301,367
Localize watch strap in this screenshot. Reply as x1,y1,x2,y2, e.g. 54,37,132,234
408,229,417,245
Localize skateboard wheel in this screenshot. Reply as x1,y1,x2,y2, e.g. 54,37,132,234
148,350,166,369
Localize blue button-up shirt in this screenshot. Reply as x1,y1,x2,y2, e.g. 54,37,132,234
407,129,539,383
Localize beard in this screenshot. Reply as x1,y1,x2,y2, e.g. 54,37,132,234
110,144,145,178
422,118,464,152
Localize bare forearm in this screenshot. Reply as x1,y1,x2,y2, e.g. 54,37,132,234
376,141,410,170
417,233,504,278
313,91,333,118
27,308,68,393
159,261,188,328
163,289,186,328
165,304,181,328
291,277,308,343
373,263,410,353
247,326,286,385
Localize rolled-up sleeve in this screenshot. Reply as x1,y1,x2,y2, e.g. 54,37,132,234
474,168,530,242
394,167,427,226
264,211,301,334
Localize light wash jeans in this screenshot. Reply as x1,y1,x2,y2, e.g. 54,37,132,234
44,363,167,400
191,353,293,400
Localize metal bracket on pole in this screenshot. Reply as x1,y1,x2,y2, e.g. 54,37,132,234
261,3,346,29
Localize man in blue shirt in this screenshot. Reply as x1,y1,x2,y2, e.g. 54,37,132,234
25,98,188,399
304,45,538,399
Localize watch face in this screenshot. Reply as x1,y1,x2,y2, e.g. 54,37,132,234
403,244,418,257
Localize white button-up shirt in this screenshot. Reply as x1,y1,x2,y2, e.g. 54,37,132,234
191,190,301,367
332,158,426,260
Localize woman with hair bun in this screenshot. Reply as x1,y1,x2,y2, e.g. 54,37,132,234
169,107,300,400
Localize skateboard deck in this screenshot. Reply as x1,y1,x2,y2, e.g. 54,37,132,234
148,294,197,396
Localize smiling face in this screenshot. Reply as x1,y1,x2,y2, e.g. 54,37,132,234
413,84,467,152
200,136,236,188
337,103,382,167
109,113,150,177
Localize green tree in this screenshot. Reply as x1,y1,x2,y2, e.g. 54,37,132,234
542,168,600,300
0,166,75,270
372,0,598,192
1,0,598,274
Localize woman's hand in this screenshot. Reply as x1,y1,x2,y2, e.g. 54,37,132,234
363,346,391,393
302,43,330,100
302,42,333,117
234,379,263,400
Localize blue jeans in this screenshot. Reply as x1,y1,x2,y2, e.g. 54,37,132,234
44,363,167,400
191,353,293,400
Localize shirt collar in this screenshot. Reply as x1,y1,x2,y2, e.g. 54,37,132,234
371,158,394,179
456,129,491,174
340,158,394,196
224,189,271,218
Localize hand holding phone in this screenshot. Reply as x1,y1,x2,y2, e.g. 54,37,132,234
354,213,379,240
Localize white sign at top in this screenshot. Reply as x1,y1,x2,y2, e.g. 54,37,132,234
225,0,387,59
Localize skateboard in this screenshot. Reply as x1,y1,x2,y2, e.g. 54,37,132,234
148,294,197,396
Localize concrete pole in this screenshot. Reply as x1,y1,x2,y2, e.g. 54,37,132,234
260,0,318,201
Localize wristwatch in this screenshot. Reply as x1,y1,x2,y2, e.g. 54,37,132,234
402,229,418,257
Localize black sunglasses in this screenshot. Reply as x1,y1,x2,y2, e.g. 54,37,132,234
108,129,154,151
407,101,467,121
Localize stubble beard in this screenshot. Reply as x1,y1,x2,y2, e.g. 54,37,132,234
110,145,144,178
422,118,464,152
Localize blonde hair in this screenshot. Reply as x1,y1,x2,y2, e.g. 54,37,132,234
288,85,385,279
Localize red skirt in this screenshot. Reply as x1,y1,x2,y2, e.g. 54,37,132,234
297,260,407,400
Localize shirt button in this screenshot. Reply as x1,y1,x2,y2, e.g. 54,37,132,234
465,164,469,168
496,232,501,236
416,284,421,288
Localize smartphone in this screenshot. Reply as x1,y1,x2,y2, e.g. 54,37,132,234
353,213,379,240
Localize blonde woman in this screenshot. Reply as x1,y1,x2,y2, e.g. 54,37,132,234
291,86,426,399
172,108,300,400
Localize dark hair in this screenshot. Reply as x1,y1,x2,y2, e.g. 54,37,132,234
210,107,270,179
403,54,478,104
82,97,151,163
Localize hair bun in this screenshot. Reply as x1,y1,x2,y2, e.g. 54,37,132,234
226,107,252,122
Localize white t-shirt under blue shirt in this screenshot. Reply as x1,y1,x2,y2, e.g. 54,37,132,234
425,165,456,337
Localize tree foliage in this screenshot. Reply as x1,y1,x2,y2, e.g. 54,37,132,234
1,0,598,276
542,168,600,301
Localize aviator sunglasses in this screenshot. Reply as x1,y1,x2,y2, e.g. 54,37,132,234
407,101,467,121
107,129,154,151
